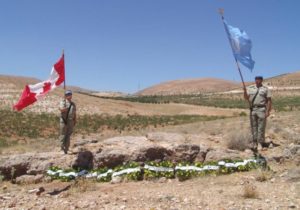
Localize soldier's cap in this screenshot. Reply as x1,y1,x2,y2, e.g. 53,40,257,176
65,90,73,96
255,76,263,80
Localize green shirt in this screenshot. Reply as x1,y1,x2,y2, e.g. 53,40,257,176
247,85,271,107
59,99,76,122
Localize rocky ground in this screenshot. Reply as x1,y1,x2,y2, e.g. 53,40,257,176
0,162,299,210
0,111,300,209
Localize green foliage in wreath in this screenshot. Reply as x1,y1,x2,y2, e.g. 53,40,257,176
144,161,175,180
113,162,142,181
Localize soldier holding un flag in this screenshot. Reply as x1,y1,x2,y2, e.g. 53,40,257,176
244,76,272,154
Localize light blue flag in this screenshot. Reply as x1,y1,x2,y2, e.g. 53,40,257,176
223,19,255,71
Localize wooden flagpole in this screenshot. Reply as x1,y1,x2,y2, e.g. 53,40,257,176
218,8,250,106
63,49,66,91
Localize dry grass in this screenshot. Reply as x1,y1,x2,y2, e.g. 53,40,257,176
226,130,251,151
243,182,259,199
255,169,273,182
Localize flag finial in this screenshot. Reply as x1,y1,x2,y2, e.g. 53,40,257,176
218,8,224,16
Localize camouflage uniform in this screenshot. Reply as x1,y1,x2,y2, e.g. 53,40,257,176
59,99,76,153
247,85,271,150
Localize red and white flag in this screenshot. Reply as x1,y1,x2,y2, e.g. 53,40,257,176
13,54,65,111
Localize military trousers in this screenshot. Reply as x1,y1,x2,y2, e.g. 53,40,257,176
59,120,74,153
250,108,266,150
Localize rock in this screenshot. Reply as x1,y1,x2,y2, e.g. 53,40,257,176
288,144,300,155
0,133,254,179
284,169,300,182
16,174,44,185
103,136,150,148
171,144,200,162
26,153,54,175
137,146,172,162
28,187,45,196
95,149,129,168
205,148,244,162
0,154,32,179
146,132,186,145
72,151,94,170
271,156,284,163
158,177,167,183
195,145,210,162
73,139,98,147
0,152,74,180
111,176,122,184
28,189,40,194
288,203,297,209
283,148,293,159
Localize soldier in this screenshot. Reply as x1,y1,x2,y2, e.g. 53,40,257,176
244,76,272,154
59,90,77,154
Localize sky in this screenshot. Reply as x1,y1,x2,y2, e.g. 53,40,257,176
0,0,299,93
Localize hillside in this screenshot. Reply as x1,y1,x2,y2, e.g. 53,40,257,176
137,71,300,96
264,70,300,87
137,78,241,96
0,75,243,116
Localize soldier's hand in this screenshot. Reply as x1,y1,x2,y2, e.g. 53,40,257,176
265,112,270,118
60,108,68,113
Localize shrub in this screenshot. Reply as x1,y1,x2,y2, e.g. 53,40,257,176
239,111,247,117
255,169,273,182
243,183,259,199
227,130,252,151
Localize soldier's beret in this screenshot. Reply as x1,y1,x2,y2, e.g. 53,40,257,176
65,90,73,95
255,76,263,80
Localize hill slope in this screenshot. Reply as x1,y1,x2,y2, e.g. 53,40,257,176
137,78,240,96
137,71,300,96
0,75,243,116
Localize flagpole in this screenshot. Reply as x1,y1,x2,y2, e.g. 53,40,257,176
218,8,250,106
63,49,66,90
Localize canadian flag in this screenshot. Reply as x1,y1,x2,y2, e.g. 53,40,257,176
13,54,65,111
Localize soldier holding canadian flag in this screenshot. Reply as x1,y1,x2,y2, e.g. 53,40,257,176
59,90,76,154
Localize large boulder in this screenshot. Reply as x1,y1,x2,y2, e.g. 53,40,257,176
94,149,129,168
171,144,200,162
93,136,149,168
15,174,44,185
136,146,172,162
72,151,94,170
0,154,33,179
205,148,245,162
0,152,74,180
0,132,252,179
146,132,186,147
195,144,210,163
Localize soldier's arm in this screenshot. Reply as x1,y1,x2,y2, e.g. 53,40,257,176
243,87,250,101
